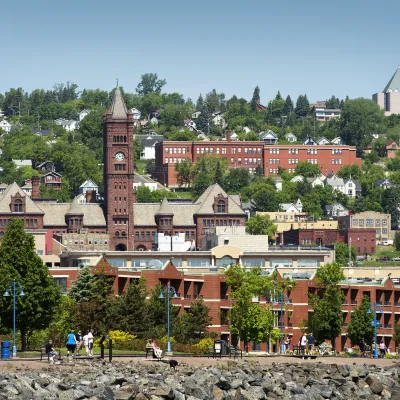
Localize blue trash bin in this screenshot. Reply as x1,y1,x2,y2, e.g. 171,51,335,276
1,341,10,360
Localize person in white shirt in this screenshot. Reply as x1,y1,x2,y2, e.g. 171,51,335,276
87,329,94,357
83,334,89,356
300,333,308,355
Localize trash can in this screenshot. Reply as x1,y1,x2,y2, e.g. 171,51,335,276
214,340,227,356
1,341,10,360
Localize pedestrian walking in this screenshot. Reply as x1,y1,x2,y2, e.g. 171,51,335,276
83,332,89,356
379,340,386,358
75,330,83,356
307,332,315,353
87,329,94,357
300,333,307,355
66,330,77,358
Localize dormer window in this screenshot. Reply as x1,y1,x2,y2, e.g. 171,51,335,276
217,200,226,213
13,199,23,213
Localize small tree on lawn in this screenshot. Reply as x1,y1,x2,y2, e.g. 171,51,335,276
309,262,345,351
0,219,61,350
347,295,374,346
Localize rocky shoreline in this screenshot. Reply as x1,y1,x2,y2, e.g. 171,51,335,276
0,359,399,399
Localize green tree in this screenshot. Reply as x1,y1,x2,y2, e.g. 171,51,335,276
382,187,400,229
295,161,320,178
246,214,277,237
337,164,363,180
136,73,167,95
225,265,277,345
0,219,61,350
395,231,400,251
68,266,95,302
395,322,400,349
250,86,261,111
347,295,374,346
108,277,150,336
282,95,294,116
214,159,223,185
309,263,345,350
294,94,310,118
335,242,357,265
340,98,385,149
223,168,251,192
175,158,195,187
192,171,211,197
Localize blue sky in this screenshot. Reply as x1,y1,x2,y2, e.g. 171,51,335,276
2,0,399,104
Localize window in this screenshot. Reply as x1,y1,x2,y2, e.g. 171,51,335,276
217,200,226,213
216,256,234,267
14,199,23,213
53,278,67,294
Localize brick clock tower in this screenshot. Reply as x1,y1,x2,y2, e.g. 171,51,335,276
103,88,135,251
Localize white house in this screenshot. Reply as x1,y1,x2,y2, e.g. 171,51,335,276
343,178,361,198
280,198,303,213
306,176,325,187
211,111,227,129
184,119,197,131
22,182,32,197
230,132,239,141
133,174,158,192
129,108,141,120
54,118,78,131
136,134,164,160
290,175,304,183
331,137,343,145
272,177,283,191
374,179,395,189
197,132,210,141
79,179,99,194
192,111,201,119
317,137,330,145
260,130,278,144
0,120,12,134
78,110,91,121
324,174,345,194
324,203,349,218
284,132,297,143
13,159,32,169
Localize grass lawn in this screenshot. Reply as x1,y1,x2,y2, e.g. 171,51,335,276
374,245,400,258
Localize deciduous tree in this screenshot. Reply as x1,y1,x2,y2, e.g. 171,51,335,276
347,295,374,346
246,214,277,237
136,73,167,96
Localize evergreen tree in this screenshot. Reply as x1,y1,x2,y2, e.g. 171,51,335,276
68,266,95,302
295,94,310,118
195,105,211,133
382,187,400,229
0,219,61,350
196,94,204,110
309,263,344,351
214,159,223,185
108,277,150,336
282,95,294,115
254,164,263,178
347,295,374,346
250,86,261,111
275,91,282,100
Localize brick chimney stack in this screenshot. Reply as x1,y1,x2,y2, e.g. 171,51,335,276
32,176,40,200
85,190,96,203
227,131,232,142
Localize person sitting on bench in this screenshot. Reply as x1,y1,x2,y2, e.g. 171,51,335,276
45,340,58,363
152,338,162,359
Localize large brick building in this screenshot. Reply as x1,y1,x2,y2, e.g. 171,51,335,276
152,136,362,187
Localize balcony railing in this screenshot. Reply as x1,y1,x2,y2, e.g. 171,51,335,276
220,295,230,301
342,300,349,305
184,295,192,300
395,302,400,307
350,300,357,306
194,294,203,300
384,324,392,329
384,301,392,306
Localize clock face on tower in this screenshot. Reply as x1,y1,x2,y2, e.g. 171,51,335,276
115,152,125,161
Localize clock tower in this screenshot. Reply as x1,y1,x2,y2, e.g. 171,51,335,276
103,88,135,251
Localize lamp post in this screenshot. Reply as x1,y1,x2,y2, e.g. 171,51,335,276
272,293,292,354
3,280,25,357
159,281,179,355
368,302,383,359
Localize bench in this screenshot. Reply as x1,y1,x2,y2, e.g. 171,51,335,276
145,346,154,359
228,346,242,359
40,347,62,361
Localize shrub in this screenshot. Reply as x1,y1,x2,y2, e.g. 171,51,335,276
94,330,136,350
194,338,214,353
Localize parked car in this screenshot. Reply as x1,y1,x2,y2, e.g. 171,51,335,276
381,240,394,246
392,257,400,261
376,257,391,262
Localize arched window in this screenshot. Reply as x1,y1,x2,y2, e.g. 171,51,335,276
115,231,120,237
113,136,117,143
121,231,126,237
217,200,226,213
14,199,23,213
124,136,127,142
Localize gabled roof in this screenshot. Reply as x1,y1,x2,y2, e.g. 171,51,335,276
383,66,400,93
109,88,128,119
157,198,174,215
344,178,361,191
79,179,98,189
375,178,395,187
317,137,329,145
195,183,245,215
259,130,277,139
0,183,44,214
303,137,317,145
66,198,84,215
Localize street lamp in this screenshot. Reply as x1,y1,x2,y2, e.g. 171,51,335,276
272,293,292,354
368,302,384,359
159,281,179,354
3,280,25,357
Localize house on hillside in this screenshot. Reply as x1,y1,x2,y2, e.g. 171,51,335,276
325,174,345,194
291,176,304,183
54,119,78,131
78,110,91,121
324,203,349,218
306,176,325,187
317,137,330,145
260,130,278,144
129,108,141,120
344,178,361,198
0,120,12,134
41,172,62,191
284,132,297,143
331,137,343,145
30,127,52,137
13,159,32,169
303,137,317,145
36,161,55,172
385,140,399,159
79,179,99,194
280,198,303,213
374,178,395,189
184,119,197,131
212,111,227,129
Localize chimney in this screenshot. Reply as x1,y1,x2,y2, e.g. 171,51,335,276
227,131,232,142
32,176,40,200
86,190,96,203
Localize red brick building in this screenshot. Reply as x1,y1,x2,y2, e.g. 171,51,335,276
152,137,362,187
283,227,376,255
49,256,400,353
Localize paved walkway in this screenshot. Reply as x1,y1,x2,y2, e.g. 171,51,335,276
0,355,397,371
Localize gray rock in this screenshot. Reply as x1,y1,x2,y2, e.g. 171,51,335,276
94,386,116,400
365,375,384,394
312,384,333,398
114,384,139,400
73,389,86,400
58,391,76,400
147,386,174,399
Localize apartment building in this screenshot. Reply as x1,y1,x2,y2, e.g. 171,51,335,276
153,139,361,187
